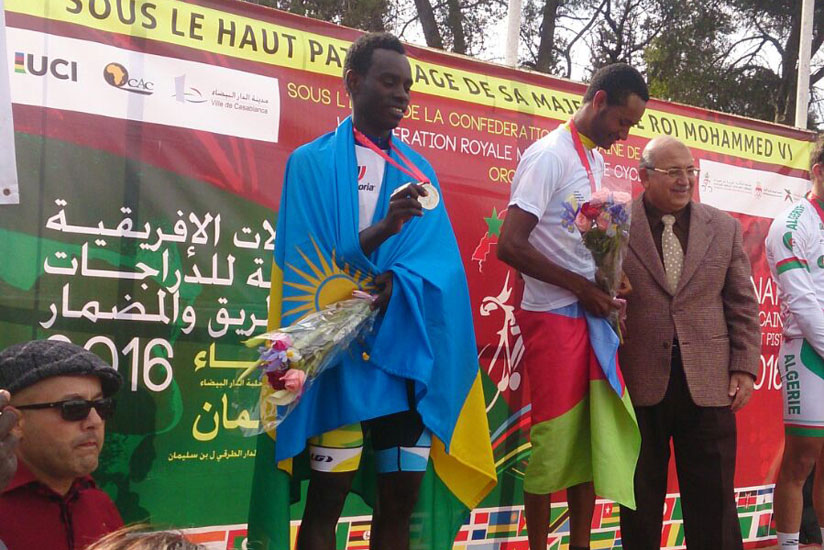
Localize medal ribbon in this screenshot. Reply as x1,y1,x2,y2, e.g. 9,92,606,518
353,127,429,184
568,119,597,193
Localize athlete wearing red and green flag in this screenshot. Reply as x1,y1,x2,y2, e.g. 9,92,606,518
497,63,648,550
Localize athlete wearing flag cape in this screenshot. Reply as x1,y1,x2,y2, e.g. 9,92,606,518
247,33,495,550
497,64,648,550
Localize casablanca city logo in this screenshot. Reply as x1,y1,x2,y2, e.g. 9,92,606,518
14,52,77,81
103,62,154,95
173,75,208,104
754,182,763,199
700,172,712,193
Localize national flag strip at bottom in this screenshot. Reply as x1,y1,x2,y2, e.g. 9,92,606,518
661,522,685,546
756,511,773,538
736,489,757,512
590,529,618,549
346,520,371,549
487,510,521,538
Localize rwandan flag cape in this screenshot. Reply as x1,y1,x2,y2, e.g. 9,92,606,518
246,117,496,549
518,303,639,508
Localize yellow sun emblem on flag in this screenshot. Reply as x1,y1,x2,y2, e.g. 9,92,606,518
281,237,373,319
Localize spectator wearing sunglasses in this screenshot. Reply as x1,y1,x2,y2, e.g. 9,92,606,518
0,340,123,550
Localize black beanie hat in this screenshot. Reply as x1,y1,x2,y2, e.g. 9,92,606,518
0,340,122,396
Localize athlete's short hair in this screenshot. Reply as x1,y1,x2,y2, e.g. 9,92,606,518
343,32,405,79
583,63,649,106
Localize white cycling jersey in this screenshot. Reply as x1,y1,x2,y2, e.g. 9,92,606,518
766,196,824,433
766,198,824,354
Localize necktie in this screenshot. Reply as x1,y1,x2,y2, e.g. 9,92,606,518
662,214,683,292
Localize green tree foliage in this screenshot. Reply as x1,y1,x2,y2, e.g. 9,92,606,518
406,0,506,55
242,0,393,32
645,0,824,126
243,0,824,127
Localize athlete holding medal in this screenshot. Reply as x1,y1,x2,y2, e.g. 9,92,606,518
271,32,495,550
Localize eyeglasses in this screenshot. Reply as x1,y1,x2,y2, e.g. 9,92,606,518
16,397,116,421
647,166,700,179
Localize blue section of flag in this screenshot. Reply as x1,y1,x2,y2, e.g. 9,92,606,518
272,116,481,461
585,311,623,396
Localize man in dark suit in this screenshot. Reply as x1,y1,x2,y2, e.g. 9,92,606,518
618,136,761,549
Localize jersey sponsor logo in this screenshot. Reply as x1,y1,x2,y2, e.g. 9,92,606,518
818,256,824,269
357,165,366,181
309,452,334,463
358,183,375,191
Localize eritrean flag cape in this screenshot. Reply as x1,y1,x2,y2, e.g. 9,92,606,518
246,117,496,549
517,304,640,508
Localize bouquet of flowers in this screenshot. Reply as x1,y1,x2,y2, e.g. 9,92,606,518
564,188,632,341
239,290,378,430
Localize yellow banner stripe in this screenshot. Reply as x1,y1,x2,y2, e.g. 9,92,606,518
8,0,813,169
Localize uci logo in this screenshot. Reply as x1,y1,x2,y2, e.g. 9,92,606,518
103,62,154,95
14,52,77,81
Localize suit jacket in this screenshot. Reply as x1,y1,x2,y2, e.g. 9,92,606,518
618,195,761,407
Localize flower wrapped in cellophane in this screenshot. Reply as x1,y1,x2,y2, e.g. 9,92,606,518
238,290,378,431
565,188,632,341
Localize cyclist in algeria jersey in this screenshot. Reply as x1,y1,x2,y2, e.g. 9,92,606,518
766,136,824,550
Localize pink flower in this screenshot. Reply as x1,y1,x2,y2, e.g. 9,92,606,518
574,211,591,232
596,212,611,231
270,332,292,351
282,369,307,393
613,191,631,205
590,188,611,206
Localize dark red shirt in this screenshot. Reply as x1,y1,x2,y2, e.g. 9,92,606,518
0,462,123,550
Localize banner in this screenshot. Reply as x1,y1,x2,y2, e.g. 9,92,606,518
0,1,814,548
0,0,17,204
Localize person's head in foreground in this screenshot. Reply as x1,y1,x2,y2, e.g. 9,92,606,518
85,525,205,550
0,339,121,495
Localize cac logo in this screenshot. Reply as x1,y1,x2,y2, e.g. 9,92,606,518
103,62,154,95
